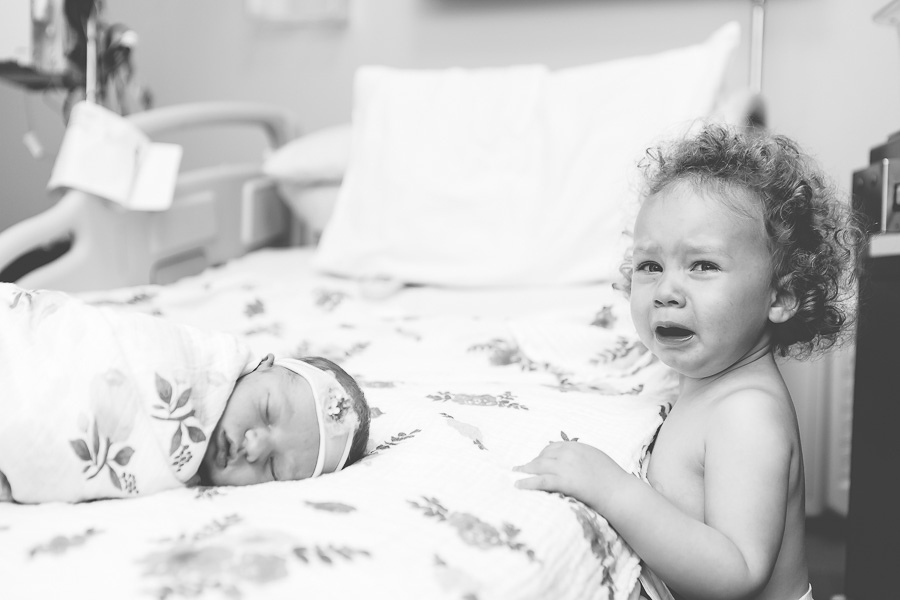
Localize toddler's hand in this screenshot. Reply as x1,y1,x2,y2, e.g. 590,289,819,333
513,441,627,511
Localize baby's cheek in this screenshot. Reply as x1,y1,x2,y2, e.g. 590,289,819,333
286,446,320,482
302,447,319,479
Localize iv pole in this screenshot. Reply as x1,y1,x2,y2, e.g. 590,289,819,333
84,2,98,104
750,0,766,95
743,0,767,127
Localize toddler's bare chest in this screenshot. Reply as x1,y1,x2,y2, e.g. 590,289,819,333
646,407,706,520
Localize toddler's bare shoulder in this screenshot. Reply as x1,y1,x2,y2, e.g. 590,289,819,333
707,383,797,433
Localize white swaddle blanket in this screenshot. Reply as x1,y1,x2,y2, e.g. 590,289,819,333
0,283,252,503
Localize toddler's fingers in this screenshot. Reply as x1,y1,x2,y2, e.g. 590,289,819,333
513,456,553,474
532,441,572,460
515,442,563,468
514,473,559,492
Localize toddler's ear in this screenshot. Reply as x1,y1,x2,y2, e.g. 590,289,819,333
768,289,799,324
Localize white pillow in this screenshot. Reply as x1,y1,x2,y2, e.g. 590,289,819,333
313,22,740,287
263,123,352,183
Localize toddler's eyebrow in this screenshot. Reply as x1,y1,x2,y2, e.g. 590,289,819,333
683,242,731,257
633,241,732,258
632,241,659,254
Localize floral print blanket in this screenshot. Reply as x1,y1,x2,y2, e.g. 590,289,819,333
0,248,677,600
0,283,252,503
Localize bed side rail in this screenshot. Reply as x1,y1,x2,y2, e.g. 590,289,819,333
0,102,298,293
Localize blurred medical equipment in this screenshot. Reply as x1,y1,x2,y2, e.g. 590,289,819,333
0,0,151,121
845,3,900,597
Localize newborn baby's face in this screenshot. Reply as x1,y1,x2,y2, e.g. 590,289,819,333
200,355,321,486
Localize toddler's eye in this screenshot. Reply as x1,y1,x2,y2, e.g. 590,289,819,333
692,261,719,272
636,261,662,273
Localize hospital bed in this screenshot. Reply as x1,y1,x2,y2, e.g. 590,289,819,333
0,22,761,600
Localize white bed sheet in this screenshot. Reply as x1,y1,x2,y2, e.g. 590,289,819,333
1,247,677,600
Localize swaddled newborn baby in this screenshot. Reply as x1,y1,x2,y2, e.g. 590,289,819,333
199,353,370,486
0,283,369,503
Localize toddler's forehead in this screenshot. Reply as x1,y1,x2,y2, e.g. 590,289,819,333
686,179,763,218
637,186,770,260
648,180,765,229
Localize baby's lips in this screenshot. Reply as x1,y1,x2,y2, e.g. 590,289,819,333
213,430,229,469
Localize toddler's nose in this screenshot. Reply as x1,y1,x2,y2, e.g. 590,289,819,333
243,428,272,463
653,272,686,308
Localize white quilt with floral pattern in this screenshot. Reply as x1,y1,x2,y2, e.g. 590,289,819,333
0,248,677,600
0,283,252,503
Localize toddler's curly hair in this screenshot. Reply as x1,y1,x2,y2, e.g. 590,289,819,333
625,123,866,359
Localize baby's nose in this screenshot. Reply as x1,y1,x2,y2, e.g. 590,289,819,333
243,428,272,463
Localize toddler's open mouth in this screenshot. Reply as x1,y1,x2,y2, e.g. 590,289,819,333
655,325,694,343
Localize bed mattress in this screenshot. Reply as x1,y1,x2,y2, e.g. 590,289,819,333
1,247,676,600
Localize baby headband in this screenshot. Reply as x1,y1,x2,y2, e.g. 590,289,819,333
274,358,359,478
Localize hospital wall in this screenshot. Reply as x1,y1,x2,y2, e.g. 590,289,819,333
2,0,898,234
0,0,896,515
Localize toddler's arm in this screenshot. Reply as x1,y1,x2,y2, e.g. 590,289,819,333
515,390,794,600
